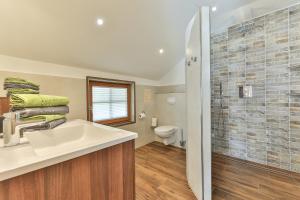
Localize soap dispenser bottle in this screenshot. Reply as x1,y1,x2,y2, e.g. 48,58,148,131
3,112,20,147
3,113,12,145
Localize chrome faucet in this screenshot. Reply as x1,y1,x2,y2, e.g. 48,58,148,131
2,112,32,147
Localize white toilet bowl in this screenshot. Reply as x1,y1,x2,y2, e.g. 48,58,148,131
154,126,178,145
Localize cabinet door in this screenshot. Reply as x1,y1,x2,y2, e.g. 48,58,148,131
0,140,135,200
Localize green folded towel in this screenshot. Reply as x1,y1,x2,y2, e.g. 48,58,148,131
11,94,69,108
7,88,39,95
21,115,66,123
5,77,39,88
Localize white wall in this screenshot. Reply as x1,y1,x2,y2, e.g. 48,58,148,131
155,92,186,149
155,57,187,149
0,54,159,86
159,58,186,86
0,54,189,87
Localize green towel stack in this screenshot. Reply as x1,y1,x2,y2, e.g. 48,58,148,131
10,94,69,123
4,77,40,96
3,77,70,127
11,94,69,108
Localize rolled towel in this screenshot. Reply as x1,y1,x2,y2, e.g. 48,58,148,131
16,106,69,118
10,94,69,108
4,77,39,90
4,83,39,91
7,88,39,96
21,115,66,123
20,118,67,135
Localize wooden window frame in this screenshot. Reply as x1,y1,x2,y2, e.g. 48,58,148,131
86,77,136,126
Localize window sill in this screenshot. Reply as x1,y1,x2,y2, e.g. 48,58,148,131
93,121,136,127
112,121,136,127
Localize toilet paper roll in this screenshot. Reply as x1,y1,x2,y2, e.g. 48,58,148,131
138,112,146,119
152,118,158,127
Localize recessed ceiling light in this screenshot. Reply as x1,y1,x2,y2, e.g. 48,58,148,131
159,49,164,54
96,18,104,26
212,6,217,12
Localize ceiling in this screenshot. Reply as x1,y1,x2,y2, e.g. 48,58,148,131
0,0,299,80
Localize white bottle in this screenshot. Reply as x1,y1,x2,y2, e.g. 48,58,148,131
3,113,20,147
3,115,12,145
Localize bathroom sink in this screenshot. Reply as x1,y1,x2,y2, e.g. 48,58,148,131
0,143,36,167
24,121,126,157
0,119,137,181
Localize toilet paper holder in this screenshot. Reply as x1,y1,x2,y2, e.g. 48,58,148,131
138,111,146,119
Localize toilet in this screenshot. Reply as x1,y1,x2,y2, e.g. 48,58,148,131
154,126,178,145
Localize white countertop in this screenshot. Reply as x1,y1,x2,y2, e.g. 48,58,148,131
0,119,137,181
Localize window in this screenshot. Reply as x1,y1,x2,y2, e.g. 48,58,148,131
87,77,136,126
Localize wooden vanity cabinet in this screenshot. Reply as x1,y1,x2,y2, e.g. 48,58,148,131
0,97,9,115
0,97,9,133
0,140,135,200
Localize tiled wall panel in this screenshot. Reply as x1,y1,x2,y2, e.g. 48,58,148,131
211,32,229,155
211,4,300,172
265,9,290,170
290,4,300,172
227,24,247,159
245,17,267,165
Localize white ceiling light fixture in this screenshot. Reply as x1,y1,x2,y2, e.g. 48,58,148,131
159,49,164,54
96,18,104,26
212,6,217,12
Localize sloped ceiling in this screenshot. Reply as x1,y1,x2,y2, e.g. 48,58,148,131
0,0,196,80
0,0,299,80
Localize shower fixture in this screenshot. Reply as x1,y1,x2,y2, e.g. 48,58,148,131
185,56,198,67
219,82,223,96
216,82,226,138
239,85,253,98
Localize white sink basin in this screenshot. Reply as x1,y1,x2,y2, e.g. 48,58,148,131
0,119,137,181
0,144,35,164
25,121,127,157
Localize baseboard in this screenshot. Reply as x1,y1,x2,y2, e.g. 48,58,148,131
213,152,300,179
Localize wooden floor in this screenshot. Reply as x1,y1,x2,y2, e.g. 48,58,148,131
135,142,197,200
136,142,300,200
213,153,300,200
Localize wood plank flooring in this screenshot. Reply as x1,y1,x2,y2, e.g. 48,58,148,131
213,153,300,200
135,142,197,200
136,142,300,200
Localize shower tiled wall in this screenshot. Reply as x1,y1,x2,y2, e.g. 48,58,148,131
211,4,300,172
